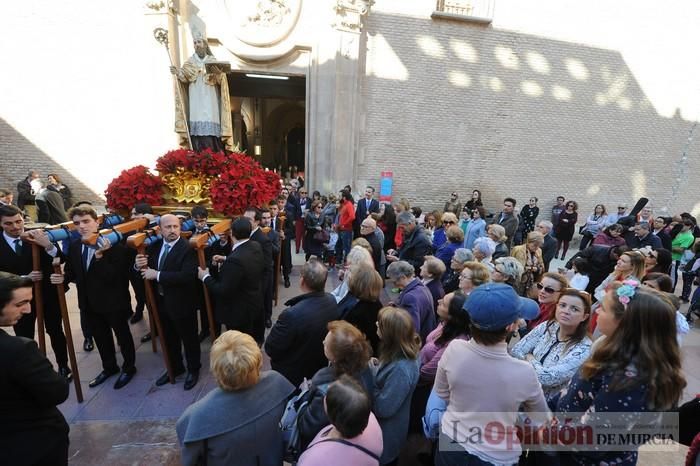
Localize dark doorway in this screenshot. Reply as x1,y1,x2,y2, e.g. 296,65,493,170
227,72,306,174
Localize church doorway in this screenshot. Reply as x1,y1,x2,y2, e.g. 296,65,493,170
227,72,306,177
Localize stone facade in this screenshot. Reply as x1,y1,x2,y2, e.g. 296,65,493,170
1,0,698,219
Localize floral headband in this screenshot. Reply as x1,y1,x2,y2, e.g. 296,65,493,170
616,279,640,306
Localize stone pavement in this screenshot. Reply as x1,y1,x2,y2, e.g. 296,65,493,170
32,252,699,465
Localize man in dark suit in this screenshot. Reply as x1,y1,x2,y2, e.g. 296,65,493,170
198,218,264,339
632,221,662,250
653,217,672,251
265,258,340,386
279,190,296,287
353,186,380,238
61,205,136,389
0,205,71,380
0,272,70,466
262,206,280,328
244,206,273,343
136,214,200,390
490,197,520,251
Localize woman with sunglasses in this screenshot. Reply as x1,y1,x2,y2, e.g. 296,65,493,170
462,206,486,250
432,212,456,250
642,247,671,275
556,281,686,466
554,201,578,260
304,200,326,261
526,272,568,331
512,288,592,404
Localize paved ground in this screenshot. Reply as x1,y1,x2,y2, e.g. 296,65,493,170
32,251,699,465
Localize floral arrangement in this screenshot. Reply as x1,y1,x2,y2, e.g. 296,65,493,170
105,150,280,216
104,165,164,210
209,152,282,216
155,148,228,176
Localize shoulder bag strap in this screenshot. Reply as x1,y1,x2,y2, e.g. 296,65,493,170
313,437,380,461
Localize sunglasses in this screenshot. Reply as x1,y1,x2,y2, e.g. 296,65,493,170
536,283,560,294
443,220,455,225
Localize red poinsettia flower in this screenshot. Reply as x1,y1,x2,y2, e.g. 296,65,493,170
105,165,164,210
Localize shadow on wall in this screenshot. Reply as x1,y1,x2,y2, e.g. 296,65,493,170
0,117,102,207
359,11,700,216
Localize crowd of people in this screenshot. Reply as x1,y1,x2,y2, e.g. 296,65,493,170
1,178,699,466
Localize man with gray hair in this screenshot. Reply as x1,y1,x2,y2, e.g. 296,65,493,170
265,258,340,386
386,211,432,275
360,217,383,274
386,260,436,342
536,220,556,272
632,221,662,250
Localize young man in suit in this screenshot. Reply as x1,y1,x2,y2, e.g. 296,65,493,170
261,207,280,329
136,214,201,390
59,205,137,389
0,205,71,380
353,186,380,238
243,206,273,343
198,218,264,339
0,272,70,466
279,190,296,287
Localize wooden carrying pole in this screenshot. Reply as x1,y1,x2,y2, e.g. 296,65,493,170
53,260,84,402
127,232,175,383
188,219,232,341
30,244,47,354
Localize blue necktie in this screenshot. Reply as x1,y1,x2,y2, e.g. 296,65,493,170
158,244,171,270
13,239,21,255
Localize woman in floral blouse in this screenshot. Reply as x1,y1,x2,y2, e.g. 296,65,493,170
556,280,686,466
511,288,592,404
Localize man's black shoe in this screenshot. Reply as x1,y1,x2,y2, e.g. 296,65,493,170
184,371,199,391
83,338,94,352
141,332,152,343
130,312,144,324
58,366,72,382
114,368,137,390
265,317,273,329
284,277,291,288
89,369,118,388
155,369,184,387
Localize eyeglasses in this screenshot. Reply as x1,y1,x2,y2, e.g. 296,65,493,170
300,191,307,194
459,274,472,281
443,220,455,225
536,283,560,294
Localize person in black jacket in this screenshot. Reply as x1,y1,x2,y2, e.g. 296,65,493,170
261,206,280,329
564,244,629,295
265,258,340,386
279,190,297,288
360,217,383,274
340,263,383,355
353,186,380,239
244,206,273,343
0,272,70,466
136,214,200,391
386,211,432,276
199,218,264,339
0,205,71,380
16,170,39,218
61,205,137,389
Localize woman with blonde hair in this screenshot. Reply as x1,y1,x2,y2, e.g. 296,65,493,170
176,331,295,466
557,281,686,466
372,307,421,465
419,255,446,312
435,225,464,270
458,261,491,296
297,321,374,451
432,212,457,250
487,223,509,260
332,246,373,302
511,231,545,296
593,250,646,302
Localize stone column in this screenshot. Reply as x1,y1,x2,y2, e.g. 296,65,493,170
307,0,370,193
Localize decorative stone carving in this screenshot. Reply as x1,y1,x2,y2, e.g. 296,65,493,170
224,0,302,47
334,0,372,32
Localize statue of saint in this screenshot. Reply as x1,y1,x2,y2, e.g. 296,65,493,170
170,31,232,152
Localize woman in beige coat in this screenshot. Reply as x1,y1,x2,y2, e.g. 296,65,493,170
511,231,545,297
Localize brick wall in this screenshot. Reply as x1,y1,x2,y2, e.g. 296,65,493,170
357,7,700,221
